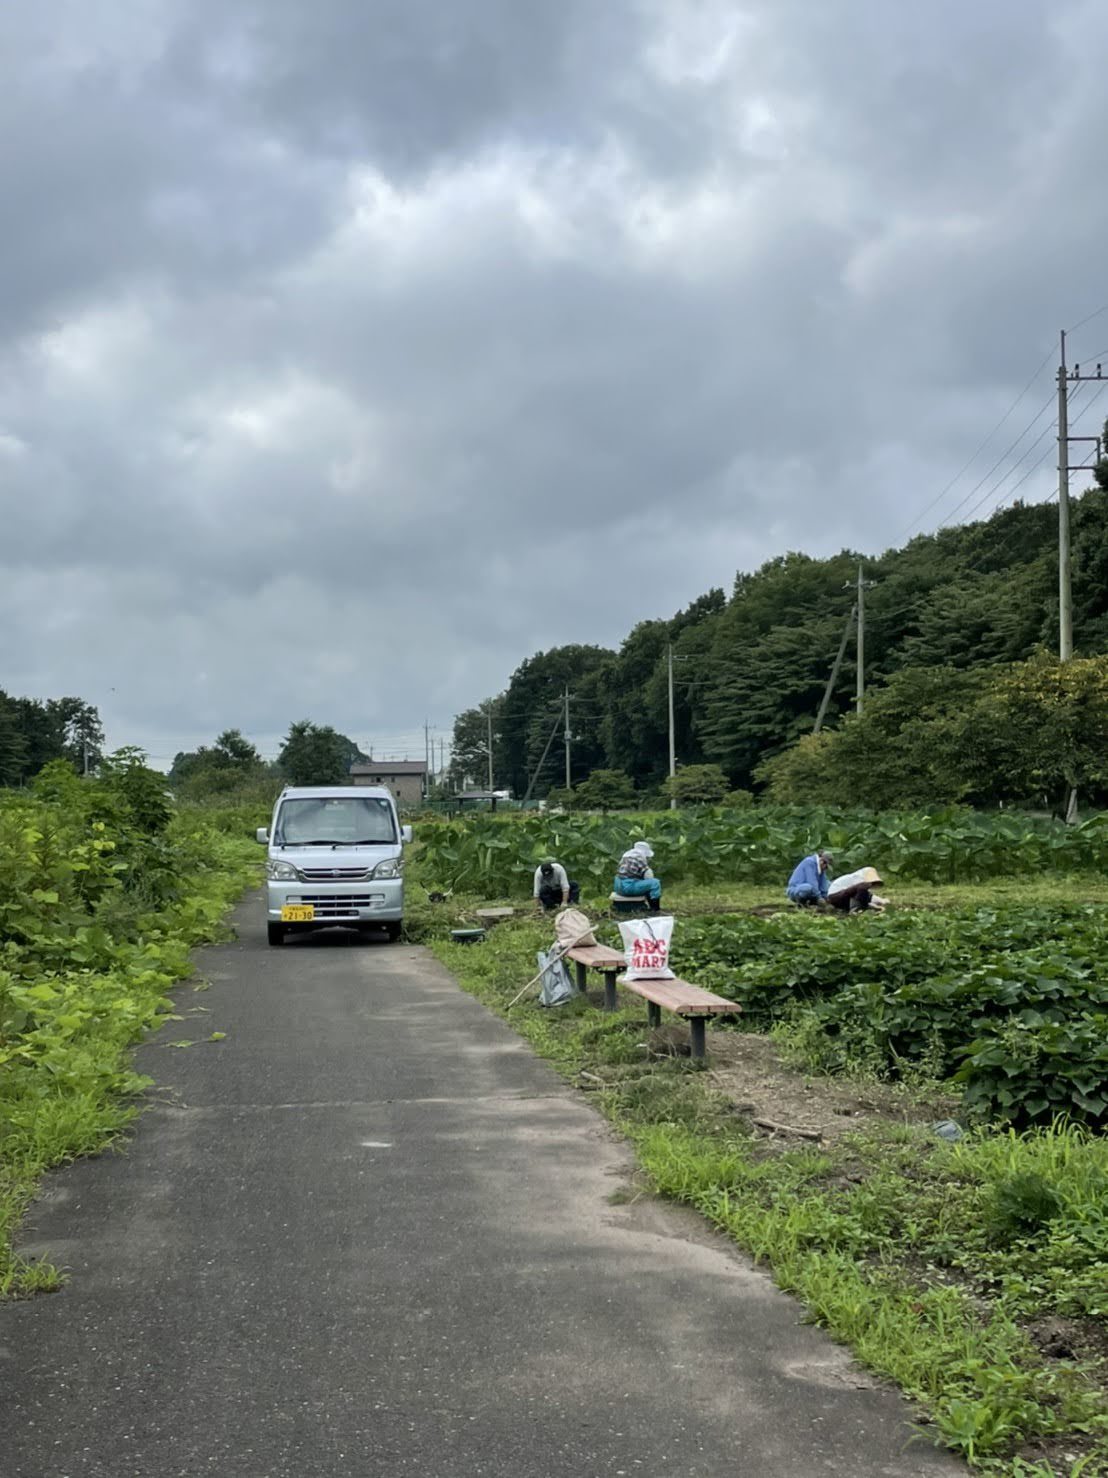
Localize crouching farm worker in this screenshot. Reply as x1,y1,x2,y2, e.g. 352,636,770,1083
614,841,662,912
827,867,885,913
786,849,832,908
533,859,580,913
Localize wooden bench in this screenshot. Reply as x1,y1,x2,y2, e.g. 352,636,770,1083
564,944,627,1011
618,975,738,1060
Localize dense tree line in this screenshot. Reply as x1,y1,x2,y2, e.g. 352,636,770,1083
0,691,103,786
450,486,1108,806
757,654,1108,813
169,721,367,798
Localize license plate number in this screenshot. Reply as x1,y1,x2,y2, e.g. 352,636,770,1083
281,905,315,922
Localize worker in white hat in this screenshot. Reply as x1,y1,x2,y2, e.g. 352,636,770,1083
613,840,662,912
827,866,884,913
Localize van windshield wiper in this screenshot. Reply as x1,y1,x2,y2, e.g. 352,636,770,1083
275,837,395,847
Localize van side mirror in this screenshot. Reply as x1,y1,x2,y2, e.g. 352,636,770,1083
401,825,413,844
256,828,269,845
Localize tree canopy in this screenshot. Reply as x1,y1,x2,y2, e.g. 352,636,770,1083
0,691,103,786
450,488,1108,805
278,721,366,787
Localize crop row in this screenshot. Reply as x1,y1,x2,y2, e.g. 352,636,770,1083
676,907,1108,1125
412,806,1108,891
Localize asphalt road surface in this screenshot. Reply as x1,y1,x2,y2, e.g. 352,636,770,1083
0,901,965,1477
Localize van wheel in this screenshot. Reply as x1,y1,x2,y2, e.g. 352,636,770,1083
267,923,286,947
385,922,403,942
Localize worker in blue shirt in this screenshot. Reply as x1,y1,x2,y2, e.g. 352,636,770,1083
786,849,833,907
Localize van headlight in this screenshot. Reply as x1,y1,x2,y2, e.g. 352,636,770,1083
266,860,301,882
372,858,403,879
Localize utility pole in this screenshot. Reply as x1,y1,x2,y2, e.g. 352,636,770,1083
1055,341,1105,658
814,605,856,734
667,645,676,808
424,719,431,799
485,702,494,792
1058,329,1073,662
856,566,867,716
522,710,563,805
1055,341,1107,821
846,567,877,717
563,687,571,790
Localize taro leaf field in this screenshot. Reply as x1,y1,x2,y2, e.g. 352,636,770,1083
415,806,1108,892
415,808,1108,1127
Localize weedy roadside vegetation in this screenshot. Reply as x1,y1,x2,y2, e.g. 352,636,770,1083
0,757,257,1296
413,809,1108,1475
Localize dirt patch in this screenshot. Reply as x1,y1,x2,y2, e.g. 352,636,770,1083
681,1029,953,1145
1028,1314,1108,1369
1016,1433,1104,1474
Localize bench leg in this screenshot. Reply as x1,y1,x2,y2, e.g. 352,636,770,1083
603,972,618,1012
575,960,588,995
689,1017,707,1061
647,1001,662,1030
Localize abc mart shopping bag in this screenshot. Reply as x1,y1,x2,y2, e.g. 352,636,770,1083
618,916,675,980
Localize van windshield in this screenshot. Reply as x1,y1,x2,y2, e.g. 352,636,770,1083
275,796,397,846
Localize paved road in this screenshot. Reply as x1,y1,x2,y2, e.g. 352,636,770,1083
1,901,963,1477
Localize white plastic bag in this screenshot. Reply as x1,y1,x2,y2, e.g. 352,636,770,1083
537,950,575,1007
618,916,675,980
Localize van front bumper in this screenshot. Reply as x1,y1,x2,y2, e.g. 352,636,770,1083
266,878,404,925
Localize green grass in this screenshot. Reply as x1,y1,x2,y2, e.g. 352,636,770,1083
427,896,1108,1476
636,1123,1101,1467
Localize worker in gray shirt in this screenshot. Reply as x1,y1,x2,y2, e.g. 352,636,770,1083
533,859,580,912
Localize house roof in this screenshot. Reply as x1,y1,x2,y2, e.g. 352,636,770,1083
350,761,427,776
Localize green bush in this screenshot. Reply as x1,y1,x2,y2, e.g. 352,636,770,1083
663,764,730,806
0,769,258,1295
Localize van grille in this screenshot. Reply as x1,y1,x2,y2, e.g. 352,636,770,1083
299,894,376,918
300,867,370,882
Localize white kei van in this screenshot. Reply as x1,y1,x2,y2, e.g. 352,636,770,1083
257,785,412,946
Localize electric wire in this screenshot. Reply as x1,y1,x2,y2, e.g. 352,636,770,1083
931,390,1057,530
900,348,1055,539
1067,306,1108,336
951,382,1085,529
899,314,1108,543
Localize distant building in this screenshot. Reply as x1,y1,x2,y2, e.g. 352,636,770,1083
349,760,427,811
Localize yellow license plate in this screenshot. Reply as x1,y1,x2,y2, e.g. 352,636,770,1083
281,905,315,922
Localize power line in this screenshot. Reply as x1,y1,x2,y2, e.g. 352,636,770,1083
951,379,1107,581
932,390,1057,530
899,313,1108,543
901,349,1055,539
1067,305,1108,336
952,399,1070,528
932,379,1102,567
985,381,1103,522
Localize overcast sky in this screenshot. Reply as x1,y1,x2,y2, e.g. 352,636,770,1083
3,0,1108,766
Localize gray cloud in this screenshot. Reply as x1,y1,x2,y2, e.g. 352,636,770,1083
1,0,1107,764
